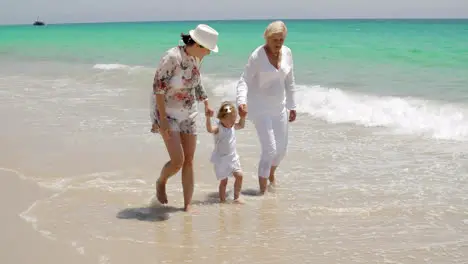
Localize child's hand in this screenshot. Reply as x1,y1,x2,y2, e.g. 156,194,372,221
205,109,214,117
238,104,248,117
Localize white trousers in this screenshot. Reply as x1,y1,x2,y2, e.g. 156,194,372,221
252,109,289,178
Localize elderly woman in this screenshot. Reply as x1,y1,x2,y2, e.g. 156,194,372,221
150,24,219,211
236,20,297,194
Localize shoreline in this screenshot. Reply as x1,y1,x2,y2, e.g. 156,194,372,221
0,169,93,264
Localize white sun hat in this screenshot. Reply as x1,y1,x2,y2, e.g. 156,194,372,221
189,24,219,53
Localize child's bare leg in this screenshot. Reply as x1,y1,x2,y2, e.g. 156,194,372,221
219,178,228,202
233,171,243,201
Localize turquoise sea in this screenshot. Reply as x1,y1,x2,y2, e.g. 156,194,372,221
1,19,468,263
2,19,468,138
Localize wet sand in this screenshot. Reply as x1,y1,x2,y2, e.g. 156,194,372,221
1,61,468,263
0,170,93,264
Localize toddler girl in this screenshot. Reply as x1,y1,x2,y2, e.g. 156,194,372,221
205,101,246,203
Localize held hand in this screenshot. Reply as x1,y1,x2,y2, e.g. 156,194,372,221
289,110,296,122
238,104,248,117
205,106,214,117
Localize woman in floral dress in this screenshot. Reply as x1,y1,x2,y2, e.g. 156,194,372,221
150,24,219,211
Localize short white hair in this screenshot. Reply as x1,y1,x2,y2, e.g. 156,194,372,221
264,20,288,39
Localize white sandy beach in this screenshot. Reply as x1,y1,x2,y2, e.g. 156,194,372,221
0,170,93,264
1,59,468,263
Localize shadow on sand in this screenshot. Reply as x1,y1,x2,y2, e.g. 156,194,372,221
116,205,182,222
206,188,263,198
241,188,262,196
116,193,223,222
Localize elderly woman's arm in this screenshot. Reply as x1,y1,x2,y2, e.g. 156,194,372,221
236,52,258,108
285,48,297,111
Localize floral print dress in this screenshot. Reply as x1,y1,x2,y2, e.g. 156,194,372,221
151,46,208,134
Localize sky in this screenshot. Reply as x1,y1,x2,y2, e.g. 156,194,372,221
1,0,467,25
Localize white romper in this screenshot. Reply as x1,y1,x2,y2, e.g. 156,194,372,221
210,121,242,180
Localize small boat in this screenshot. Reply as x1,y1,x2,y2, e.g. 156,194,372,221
33,17,45,26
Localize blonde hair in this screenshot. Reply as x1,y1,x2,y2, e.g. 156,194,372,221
264,20,287,39
217,101,237,119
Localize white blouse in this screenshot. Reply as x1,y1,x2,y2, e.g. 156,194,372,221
236,45,297,118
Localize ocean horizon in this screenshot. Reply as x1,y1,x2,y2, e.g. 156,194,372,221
2,17,468,26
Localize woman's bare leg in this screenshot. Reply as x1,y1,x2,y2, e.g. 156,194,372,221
180,133,197,211
156,132,184,204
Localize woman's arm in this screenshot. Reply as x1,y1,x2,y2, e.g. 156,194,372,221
153,51,177,126
285,48,297,111
195,75,214,116
155,95,167,121
194,81,208,103
236,51,258,107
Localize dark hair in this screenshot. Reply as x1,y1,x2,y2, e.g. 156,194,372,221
180,33,196,46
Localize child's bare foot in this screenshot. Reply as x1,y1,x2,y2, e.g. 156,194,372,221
219,193,227,203
233,197,245,204
184,204,191,212
156,179,168,204
151,123,159,133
